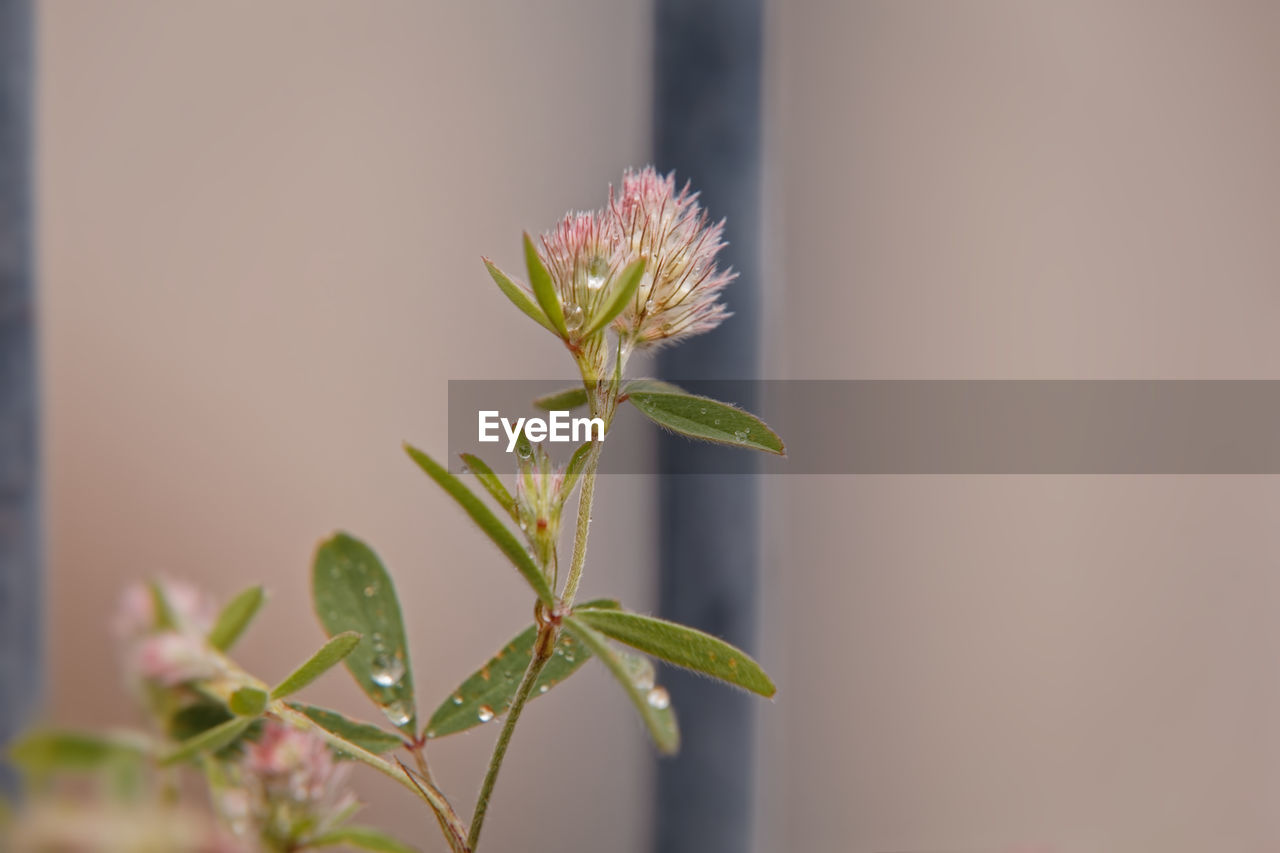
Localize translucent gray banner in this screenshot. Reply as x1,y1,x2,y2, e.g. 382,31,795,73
447,380,1280,474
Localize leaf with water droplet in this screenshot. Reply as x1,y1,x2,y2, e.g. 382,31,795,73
207,585,266,652
483,257,558,335
531,386,590,412
424,600,616,739
572,607,776,697
312,534,417,735
524,232,569,337
284,703,404,756
581,257,645,338
622,381,785,456
562,616,679,754
404,444,555,606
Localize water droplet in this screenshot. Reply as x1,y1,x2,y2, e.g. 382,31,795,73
381,700,411,727
733,430,747,441
363,584,377,597
586,273,606,291
516,443,532,460
564,305,585,333
425,728,437,739
713,418,721,426
646,687,671,710
477,705,495,723
538,684,549,694
564,653,575,663
451,694,463,705
643,299,656,314
370,654,405,687
633,668,655,692
699,407,707,415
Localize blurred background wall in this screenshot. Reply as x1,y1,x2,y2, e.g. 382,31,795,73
38,2,657,850
33,1,1280,852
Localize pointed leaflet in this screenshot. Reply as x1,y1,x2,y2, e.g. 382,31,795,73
271,632,362,699
425,600,617,739
404,443,555,605
208,585,266,651
160,716,255,766
310,826,419,853
563,616,679,754
523,232,568,337
312,534,418,734
483,258,557,335
532,386,589,412
459,453,517,520
581,257,645,338
285,703,405,756
572,607,775,697
623,383,784,455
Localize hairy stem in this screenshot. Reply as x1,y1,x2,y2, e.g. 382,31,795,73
467,626,555,850
559,439,602,609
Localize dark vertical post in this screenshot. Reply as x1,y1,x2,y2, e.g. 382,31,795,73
653,1,763,851
0,0,37,797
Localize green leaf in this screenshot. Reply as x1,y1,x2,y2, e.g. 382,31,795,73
459,453,517,520
573,608,776,697
312,534,418,734
561,440,596,499
581,257,645,338
425,607,610,739
562,616,679,755
532,386,589,412
9,731,151,776
207,585,266,651
271,632,362,699
148,581,178,630
483,258,557,335
624,384,785,455
160,716,255,766
284,703,405,756
403,444,555,605
229,686,268,716
523,232,567,337
167,702,233,742
310,825,420,853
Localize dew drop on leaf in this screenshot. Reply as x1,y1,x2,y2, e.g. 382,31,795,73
564,305,585,333
370,654,405,687
477,705,495,723
381,700,411,727
645,687,670,710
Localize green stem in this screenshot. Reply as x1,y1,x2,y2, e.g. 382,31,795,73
467,628,555,850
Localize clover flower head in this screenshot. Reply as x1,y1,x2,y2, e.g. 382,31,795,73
538,210,624,336
115,580,224,687
606,166,734,347
230,721,355,845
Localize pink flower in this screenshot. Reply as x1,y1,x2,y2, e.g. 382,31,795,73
242,721,342,805
604,167,734,347
136,631,222,686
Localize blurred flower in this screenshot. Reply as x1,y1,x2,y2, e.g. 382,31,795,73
115,580,223,688
223,720,355,847
605,167,734,347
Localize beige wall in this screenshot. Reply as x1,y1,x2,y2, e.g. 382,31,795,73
38,2,654,851
767,2,1280,852
38,2,1280,852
